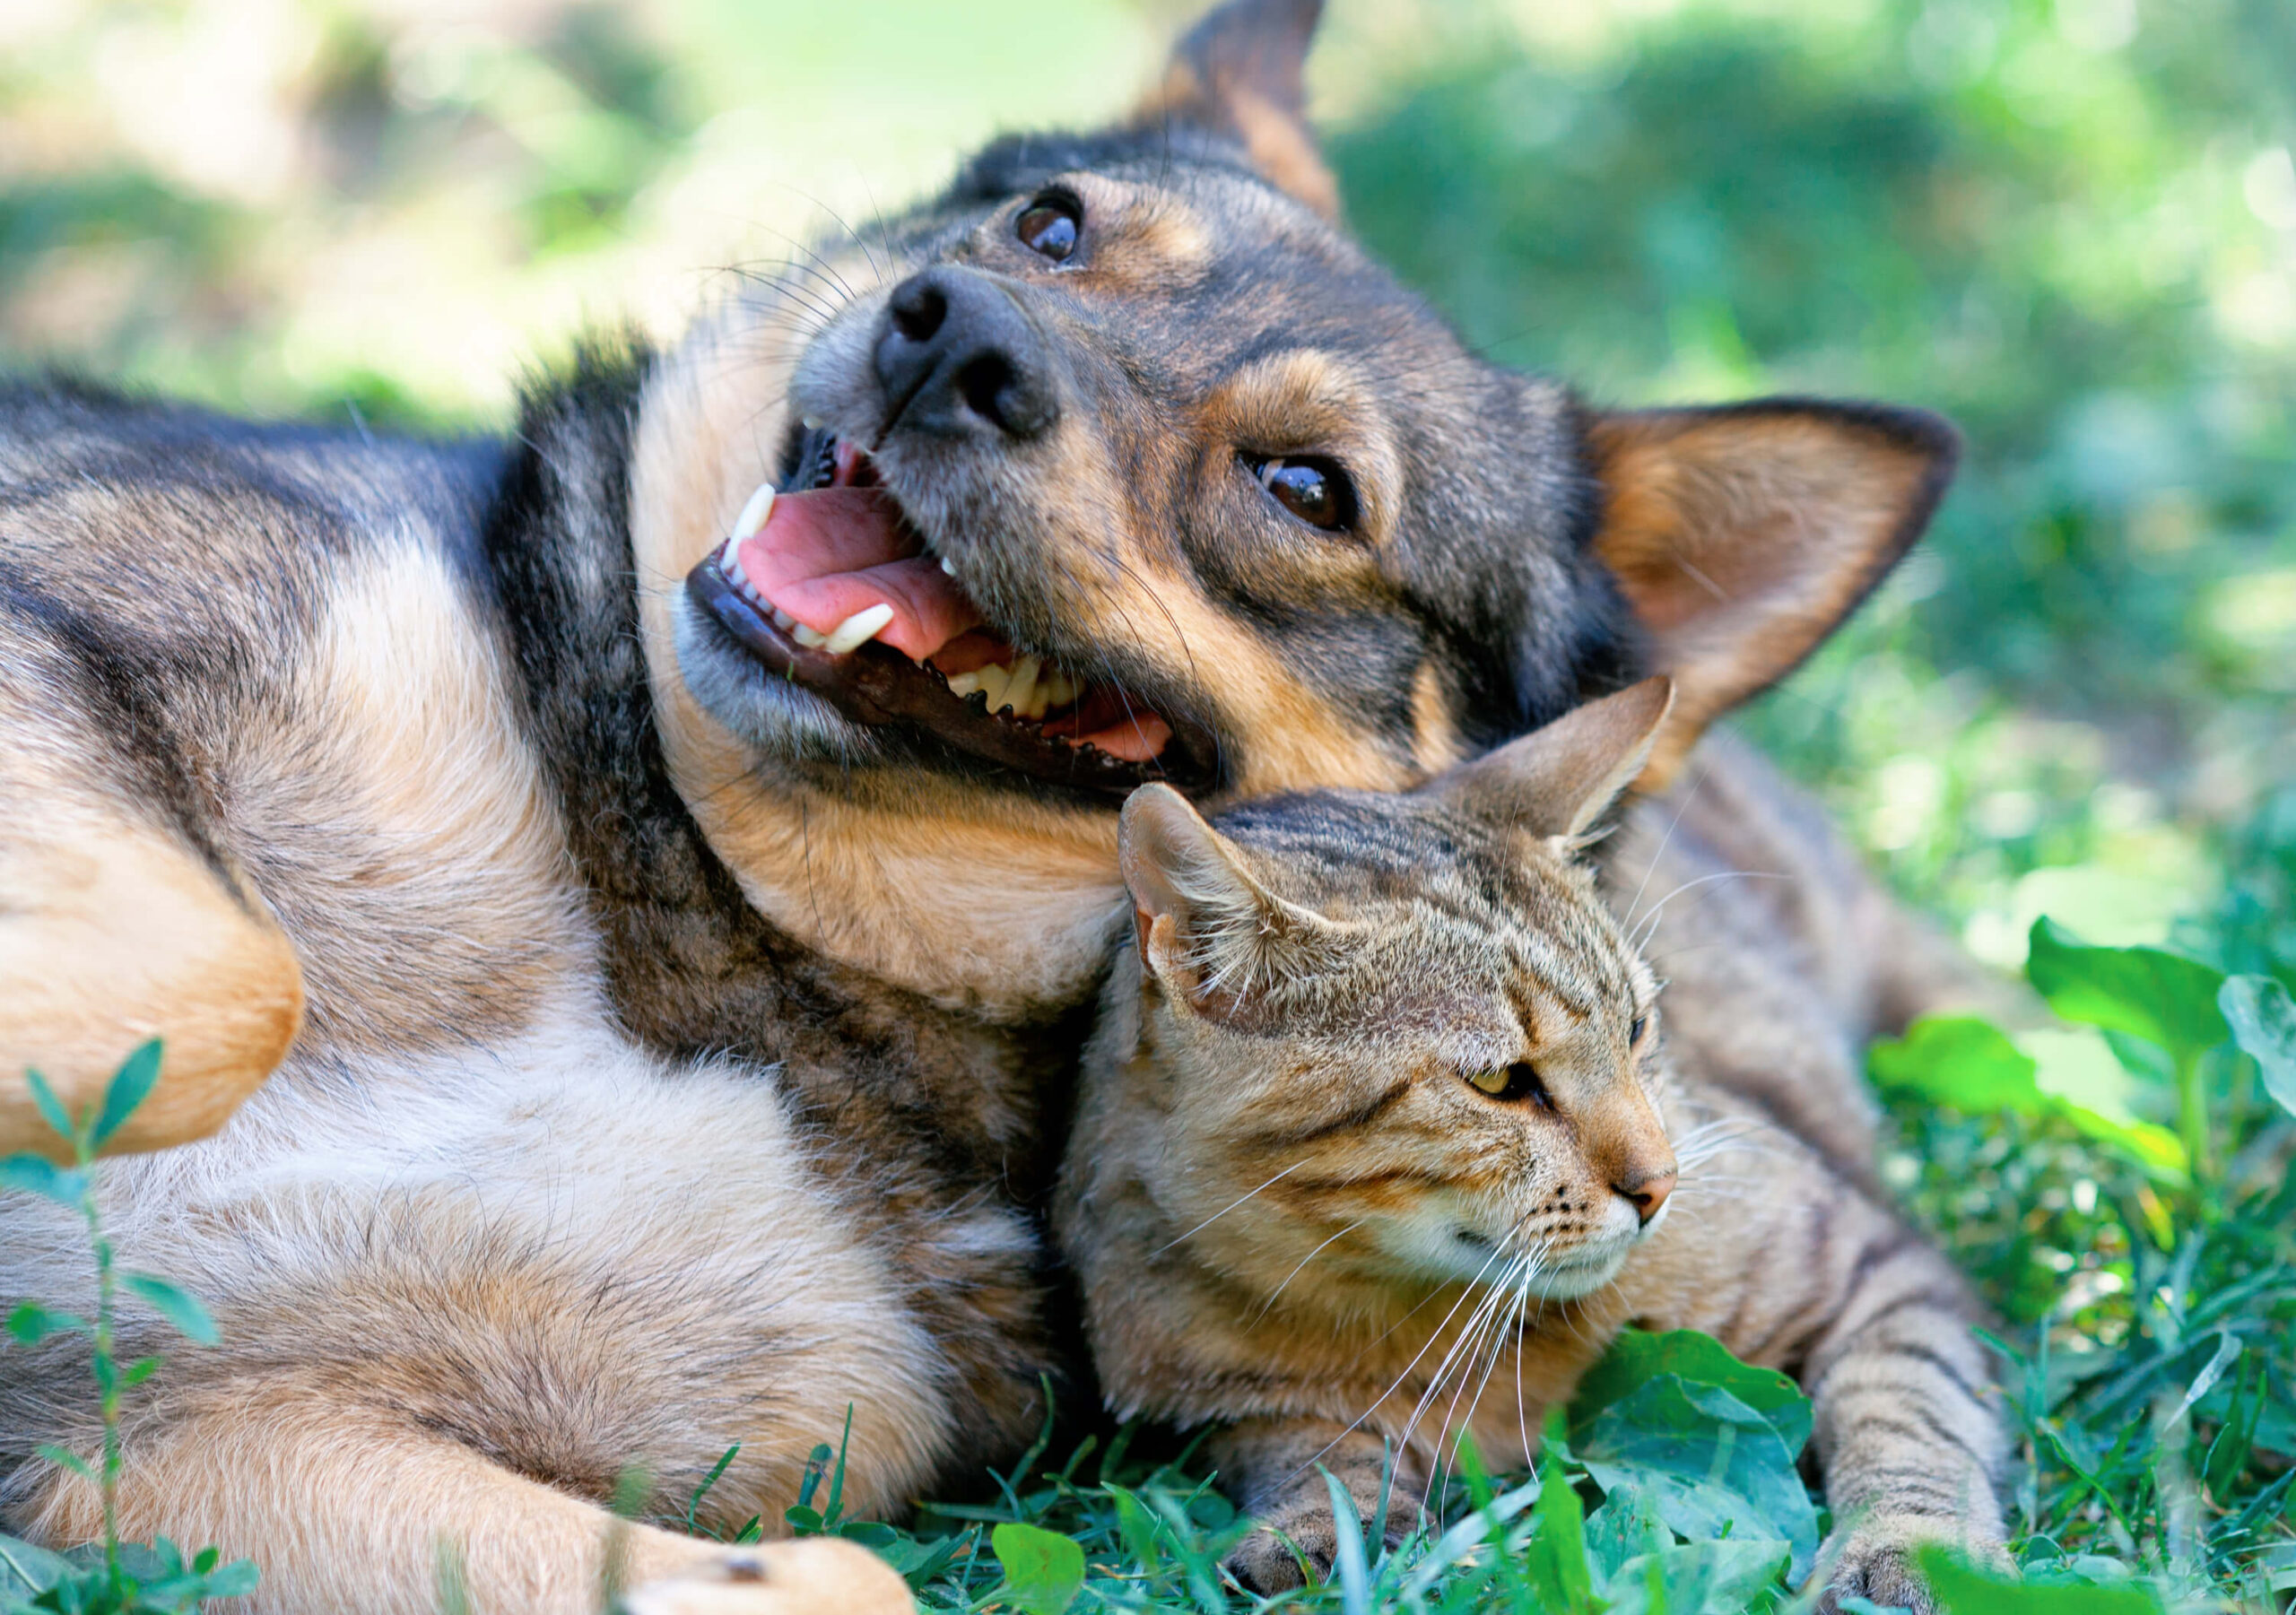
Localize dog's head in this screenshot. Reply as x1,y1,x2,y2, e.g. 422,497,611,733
634,0,1952,1010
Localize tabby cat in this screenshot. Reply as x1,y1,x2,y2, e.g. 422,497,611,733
1057,680,2006,1608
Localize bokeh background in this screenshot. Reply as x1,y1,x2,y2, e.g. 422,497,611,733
4,0,2293,1594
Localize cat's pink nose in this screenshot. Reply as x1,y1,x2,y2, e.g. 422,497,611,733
1616,1166,1675,1225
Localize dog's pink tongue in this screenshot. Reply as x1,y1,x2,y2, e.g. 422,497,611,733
737,487,983,661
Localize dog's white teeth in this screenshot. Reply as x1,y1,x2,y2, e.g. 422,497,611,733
791,623,829,649
942,657,1078,717
731,482,776,542
770,606,797,633
939,556,958,577
801,413,824,431
971,661,1013,712
823,603,895,655
1004,654,1040,719
718,541,767,607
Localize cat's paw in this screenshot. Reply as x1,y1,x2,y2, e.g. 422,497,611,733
621,1539,913,1615
1813,1514,2011,1615
1222,1493,1429,1594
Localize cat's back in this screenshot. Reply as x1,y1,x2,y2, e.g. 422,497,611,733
1602,733,1928,1183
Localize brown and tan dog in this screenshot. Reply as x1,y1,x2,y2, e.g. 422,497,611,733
1,2,1968,1610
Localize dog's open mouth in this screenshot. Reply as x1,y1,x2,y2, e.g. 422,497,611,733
685,434,1213,796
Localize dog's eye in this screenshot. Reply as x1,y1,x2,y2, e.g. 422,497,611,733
1252,456,1355,532
1630,1014,1649,1046
1016,196,1081,262
1467,1063,1552,1107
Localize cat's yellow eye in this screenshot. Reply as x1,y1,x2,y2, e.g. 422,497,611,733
1465,1063,1552,1106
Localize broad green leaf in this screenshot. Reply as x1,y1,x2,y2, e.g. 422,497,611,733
22,1072,73,1145
1918,1544,2161,1614
0,1154,86,1208
989,1521,1084,1615
200,1558,263,1598
91,1039,163,1148
1571,1327,1812,1456
0,1531,72,1597
1518,1449,1597,1615
5,1303,86,1346
1578,1376,1821,1583
122,1272,220,1345
1585,1481,1671,1580
1869,1019,2187,1178
1601,1538,1793,1615
1869,1016,2042,1111
2025,919,2227,1064
122,1355,165,1386
2221,975,2296,1119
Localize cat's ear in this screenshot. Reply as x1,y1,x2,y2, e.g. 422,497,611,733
1120,783,1338,1019
1442,677,1674,840
1586,398,1956,788
1128,0,1337,219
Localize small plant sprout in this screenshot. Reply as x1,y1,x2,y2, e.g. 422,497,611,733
0,1043,256,1613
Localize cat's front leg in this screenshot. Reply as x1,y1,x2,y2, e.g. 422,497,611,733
1208,1417,1430,1593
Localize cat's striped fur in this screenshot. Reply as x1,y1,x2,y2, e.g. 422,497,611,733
1059,685,2006,1610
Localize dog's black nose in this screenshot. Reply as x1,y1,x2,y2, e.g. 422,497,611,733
875,266,1058,441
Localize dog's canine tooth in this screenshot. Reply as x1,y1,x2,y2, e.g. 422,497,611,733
823,603,895,655
973,662,1012,712
732,482,776,542
791,623,829,649
939,556,958,577
1004,655,1040,718
944,671,982,699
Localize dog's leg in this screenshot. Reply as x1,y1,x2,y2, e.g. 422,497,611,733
17,1394,912,1615
0,735,304,1159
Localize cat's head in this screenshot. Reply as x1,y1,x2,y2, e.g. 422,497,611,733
1112,679,1679,1306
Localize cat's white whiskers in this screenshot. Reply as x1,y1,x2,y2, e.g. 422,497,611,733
1248,1220,1364,1326
1438,1269,1533,1501
1620,763,1714,933
1630,867,1794,953
1283,1238,1520,1488
1401,1229,1552,1503
1410,1280,1515,1508
1148,1160,1306,1257
1396,1258,1523,1462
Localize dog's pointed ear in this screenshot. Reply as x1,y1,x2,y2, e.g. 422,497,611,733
1120,783,1340,1020
1586,398,1957,788
1440,678,1674,840
1133,0,1337,219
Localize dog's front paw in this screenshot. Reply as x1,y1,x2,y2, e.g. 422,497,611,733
1222,1489,1428,1594
1813,1514,2012,1614
621,1539,912,1615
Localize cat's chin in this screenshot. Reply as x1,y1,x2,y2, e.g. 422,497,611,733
1520,1251,1631,1300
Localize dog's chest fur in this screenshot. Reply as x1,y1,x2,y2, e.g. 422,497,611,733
0,365,1066,1513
